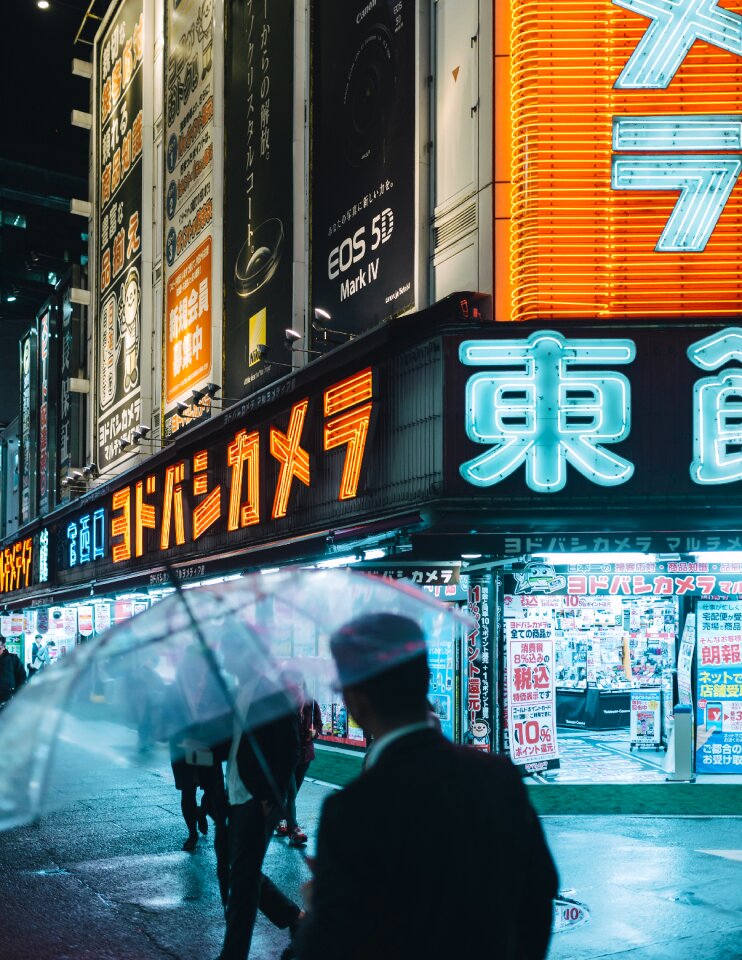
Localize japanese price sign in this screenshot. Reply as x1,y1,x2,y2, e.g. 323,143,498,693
505,601,560,772
695,600,742,773
629,687,662,747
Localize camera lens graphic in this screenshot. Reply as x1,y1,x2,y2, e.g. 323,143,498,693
234,218,285,298
343,24,396,168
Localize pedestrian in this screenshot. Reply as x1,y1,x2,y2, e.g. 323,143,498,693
27,635,52,678
277,673,322,847
216,635,304,960
293,613,559,960
0,637,27,710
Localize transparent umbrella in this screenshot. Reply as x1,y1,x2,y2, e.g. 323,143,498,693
0,568,472,831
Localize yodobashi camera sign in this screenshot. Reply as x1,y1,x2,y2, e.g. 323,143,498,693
311,0,416,336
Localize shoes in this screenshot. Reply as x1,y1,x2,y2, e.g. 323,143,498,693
275,820,289,836
289,828,307,847
182,833,198,852
197,807,208,835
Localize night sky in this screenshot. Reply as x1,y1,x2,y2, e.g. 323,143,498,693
3,0,92,177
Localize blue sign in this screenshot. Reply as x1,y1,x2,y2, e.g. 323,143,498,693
67,508,106,568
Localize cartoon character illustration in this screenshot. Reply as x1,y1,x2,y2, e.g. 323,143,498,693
99,293,118,410
120,266,141,392
513,560,566,595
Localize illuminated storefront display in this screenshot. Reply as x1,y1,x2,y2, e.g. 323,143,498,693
508,0,742,320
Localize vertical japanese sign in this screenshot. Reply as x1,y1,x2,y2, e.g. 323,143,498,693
465,574,493,751
19,331,38,525
37,307,57,515
59,275,86,499
677,612,696,707
311,0,415,335
224,0,294,399
696,601,742,774
96,0,145,470
505,601,560,773
164,0,217,436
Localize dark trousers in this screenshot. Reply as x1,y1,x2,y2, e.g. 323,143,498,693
219,799,300,960
286,761,310,831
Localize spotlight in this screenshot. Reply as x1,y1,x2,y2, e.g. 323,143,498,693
256,343,269,361
203,382,221,399
72,470,84,480
312,308,355,340
190,387,206,405
117,437,130,452
83,463,99,479
285,328,302,345
176,401,190,415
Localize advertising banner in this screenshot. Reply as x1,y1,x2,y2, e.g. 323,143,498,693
428,635,455,741
505,600,560,772
224,0,294,399
695,601,742,774
96,0,145,470
629,687,662,748
78,606,95,637
163,0,218,437
94,603,112,634
311,0,415,336
19,331,38,525
678,613,696,707
465,575,493,751
38,307,58,515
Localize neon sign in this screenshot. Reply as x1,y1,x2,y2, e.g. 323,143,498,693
460,332,636,492
689,327,742,483
67,509,106,568
0,538,33,594
613,0,742,251
39,529,50,583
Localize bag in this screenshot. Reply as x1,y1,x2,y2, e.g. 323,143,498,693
180,739,214,767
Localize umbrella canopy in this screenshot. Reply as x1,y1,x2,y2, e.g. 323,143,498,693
0,569,472,831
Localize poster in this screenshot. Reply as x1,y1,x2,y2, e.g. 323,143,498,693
677,613,696,707
311,0,415,336
696,602,742,774
465,575,493,751
505,605,560,773
163,0,218,436
96,0,145,470
629,687,662,747
428,637,455,741
78,606,95,637
19,331,38,524
37,308,57,516
223,0,294,399
94,603,112,634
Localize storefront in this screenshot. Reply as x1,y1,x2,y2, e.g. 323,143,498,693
4,299,742,777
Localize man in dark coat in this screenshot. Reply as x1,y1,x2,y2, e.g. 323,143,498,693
0,637,27,708
295,614,558,960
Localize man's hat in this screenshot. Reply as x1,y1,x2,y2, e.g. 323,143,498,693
329,613,427,689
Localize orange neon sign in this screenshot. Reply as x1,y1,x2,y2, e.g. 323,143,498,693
270,400,311,519
160,462,186,550
324,368,374,500
135,475,157,558
227,430,260,530
0,538,33,594
503,0,742,321
192,451,222,541
111,488,132,563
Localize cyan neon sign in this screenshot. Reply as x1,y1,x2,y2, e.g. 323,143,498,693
459,332,636,493
689,328,742,484
67,509,106,568
612,0,742,252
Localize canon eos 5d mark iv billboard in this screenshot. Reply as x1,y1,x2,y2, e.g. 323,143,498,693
311,0,416,336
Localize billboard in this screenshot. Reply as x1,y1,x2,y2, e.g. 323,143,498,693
19,332,38,525
37,307,58,516
59,270,87,499
163,0,219,437
508,0,742,320
223,0,294,400
311,0,416,335
96,0,145,470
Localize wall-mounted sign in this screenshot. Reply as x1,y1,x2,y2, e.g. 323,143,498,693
163,0,219,436
96,0,145,470
695,600,742,774
38,307,58,515
0,538,33,596
311,0,415,335
223,0,294,399
19,331,38,524
508,0,742,320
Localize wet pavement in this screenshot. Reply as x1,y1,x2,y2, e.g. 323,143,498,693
0,740,740,959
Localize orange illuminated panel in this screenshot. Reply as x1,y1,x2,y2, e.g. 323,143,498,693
160,463,186,549
324,404,373,500
0,538,33,594
193,486,222,540
111,488,131,563
324,368,373,416
270,400,310,519
227,430,260,530
508,0,742,320
135,477,156,558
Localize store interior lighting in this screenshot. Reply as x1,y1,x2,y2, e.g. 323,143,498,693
536,552,657,565
362,547,387,561
314,554,364,569
691,552,742,564
461,553,482,560
260,567,280,575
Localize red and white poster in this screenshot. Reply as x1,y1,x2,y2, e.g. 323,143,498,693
506,605,560,773
78,606,95,637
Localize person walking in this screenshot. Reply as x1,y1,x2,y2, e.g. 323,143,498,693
277,675,322,847
293,613,558,960
0,637,27,710
216,637,304,960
